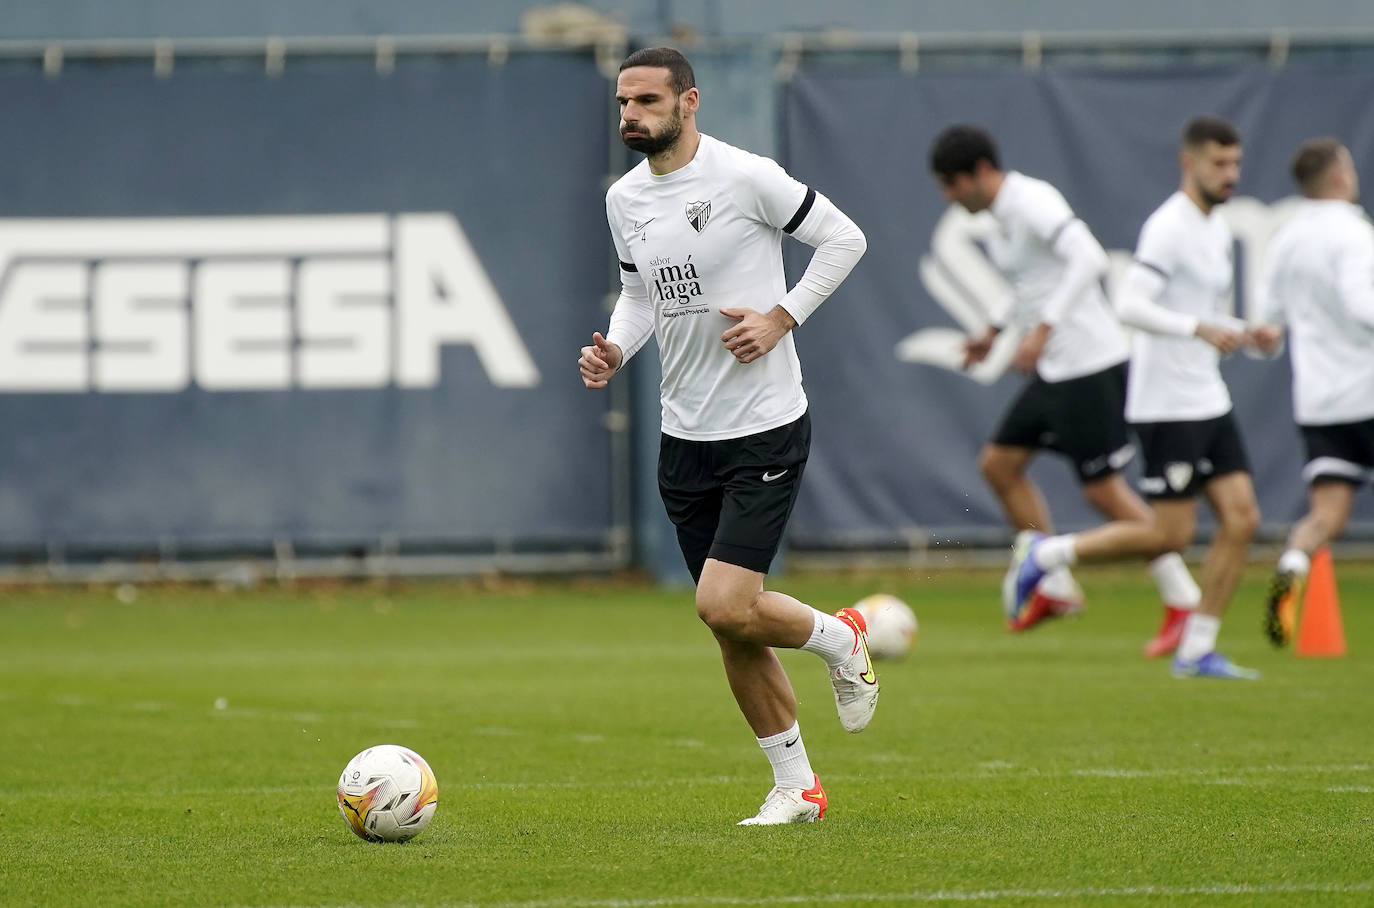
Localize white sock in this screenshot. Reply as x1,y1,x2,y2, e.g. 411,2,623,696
1039,567,1079,599
1278,548,1311,577
799,609,856,667
757,721,814,790
1177,613,1221,663
1148,552,1200,608
1032,534,1079,571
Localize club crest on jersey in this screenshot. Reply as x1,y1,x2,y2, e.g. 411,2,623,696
685,200,712,234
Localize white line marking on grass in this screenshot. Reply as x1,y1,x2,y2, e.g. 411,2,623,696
1326,786,1373,793
262,880,1374,908
1066,763,1369,780
489,880,1374,907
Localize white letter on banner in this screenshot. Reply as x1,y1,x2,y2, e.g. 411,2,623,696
194,260,292,390
0,261,89,391
92,261,189,392
297,259,390,389
393,213,540,388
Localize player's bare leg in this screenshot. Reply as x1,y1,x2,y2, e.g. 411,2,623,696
1265,480,1352,645
981,443,1085,629
1287,481,1354,557
980,444,1052,531
696,559,871,825
1003,499,1194,631
696,559,878,735
1081,475,1200,656
1196,473,1261,619
1168,473,1261,679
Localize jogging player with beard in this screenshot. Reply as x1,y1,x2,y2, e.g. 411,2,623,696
1005,115,1266,680
578,47,873,824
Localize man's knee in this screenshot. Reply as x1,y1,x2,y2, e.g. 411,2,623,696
1156,522,1194,553
1082,475,1149,521
1218,498,1261,542
979,447,1020,489
695,583,755,638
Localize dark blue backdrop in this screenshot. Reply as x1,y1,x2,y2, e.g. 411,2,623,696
0,55,613,549
781,63,1374,546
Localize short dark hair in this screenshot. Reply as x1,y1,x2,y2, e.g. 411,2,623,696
1182,115,1241,150
929,125,1000,179
620,46,695,96
1290,137,1345,194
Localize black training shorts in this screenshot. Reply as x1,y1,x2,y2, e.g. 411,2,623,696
991,362,1135,483
1300,417,1374,487
1133,411,1250,500
658,412,810,584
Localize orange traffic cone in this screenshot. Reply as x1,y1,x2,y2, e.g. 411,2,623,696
1296,547,1346,658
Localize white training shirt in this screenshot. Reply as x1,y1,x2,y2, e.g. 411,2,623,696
1120,191,1237,423
984,171,1128,382
604,133,865,441
1259,198,1374,425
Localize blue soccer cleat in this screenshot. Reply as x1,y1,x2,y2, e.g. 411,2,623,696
1001,530,1047,624
1171,650,1261,681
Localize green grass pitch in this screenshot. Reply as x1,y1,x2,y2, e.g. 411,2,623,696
1,563,1371,907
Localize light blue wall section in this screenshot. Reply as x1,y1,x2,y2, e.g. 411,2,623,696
3,0,1370,39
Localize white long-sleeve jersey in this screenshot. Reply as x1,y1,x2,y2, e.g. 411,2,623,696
604,134,866,441
1117,191,1237,423
983,171,1127,382
1259,198,1374,425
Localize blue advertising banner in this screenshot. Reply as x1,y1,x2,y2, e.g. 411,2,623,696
781,63,1374,546
0,54,614,551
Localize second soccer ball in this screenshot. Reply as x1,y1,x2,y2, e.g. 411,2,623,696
853,594,918,661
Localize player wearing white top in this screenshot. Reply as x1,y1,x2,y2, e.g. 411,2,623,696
578,48,872,825
1005,116,1264,681
1251,137,1374,645
929,125,1201,656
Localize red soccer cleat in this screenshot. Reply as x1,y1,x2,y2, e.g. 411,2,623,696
1143,605,1191,658
1007,590,1083,632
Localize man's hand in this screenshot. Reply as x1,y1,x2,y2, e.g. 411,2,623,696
578,332,623,389
962,326,1000,369
1195,321,1245,354
720,305,795,364
1248,323,1283,355
1012,323,1051,374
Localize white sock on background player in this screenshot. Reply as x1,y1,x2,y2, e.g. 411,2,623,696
1176,612,1221,663
1148,552,1200,607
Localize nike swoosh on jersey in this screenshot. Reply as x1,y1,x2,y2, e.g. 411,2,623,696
633,217,655,232
762,470,788,482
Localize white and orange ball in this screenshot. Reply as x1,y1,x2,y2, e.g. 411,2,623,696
853,594,918,661
336,744,439,843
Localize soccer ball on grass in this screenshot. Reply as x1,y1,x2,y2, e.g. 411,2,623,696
336,744,439,842
853,594,918,661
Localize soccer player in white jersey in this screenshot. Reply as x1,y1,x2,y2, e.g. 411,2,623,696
1251,138,1374,645
577,48,872,825
929,125,1202,655
1005,115,1264,680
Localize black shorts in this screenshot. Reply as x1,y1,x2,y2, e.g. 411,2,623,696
658,413,810,584
991,362,1135,483
1300,418,1374,487
1133,412,1250,500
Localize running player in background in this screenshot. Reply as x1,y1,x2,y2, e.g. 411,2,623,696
1005,115,1264,680
578,47,873,825
1252,137,1374,645
929,125,1200,656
